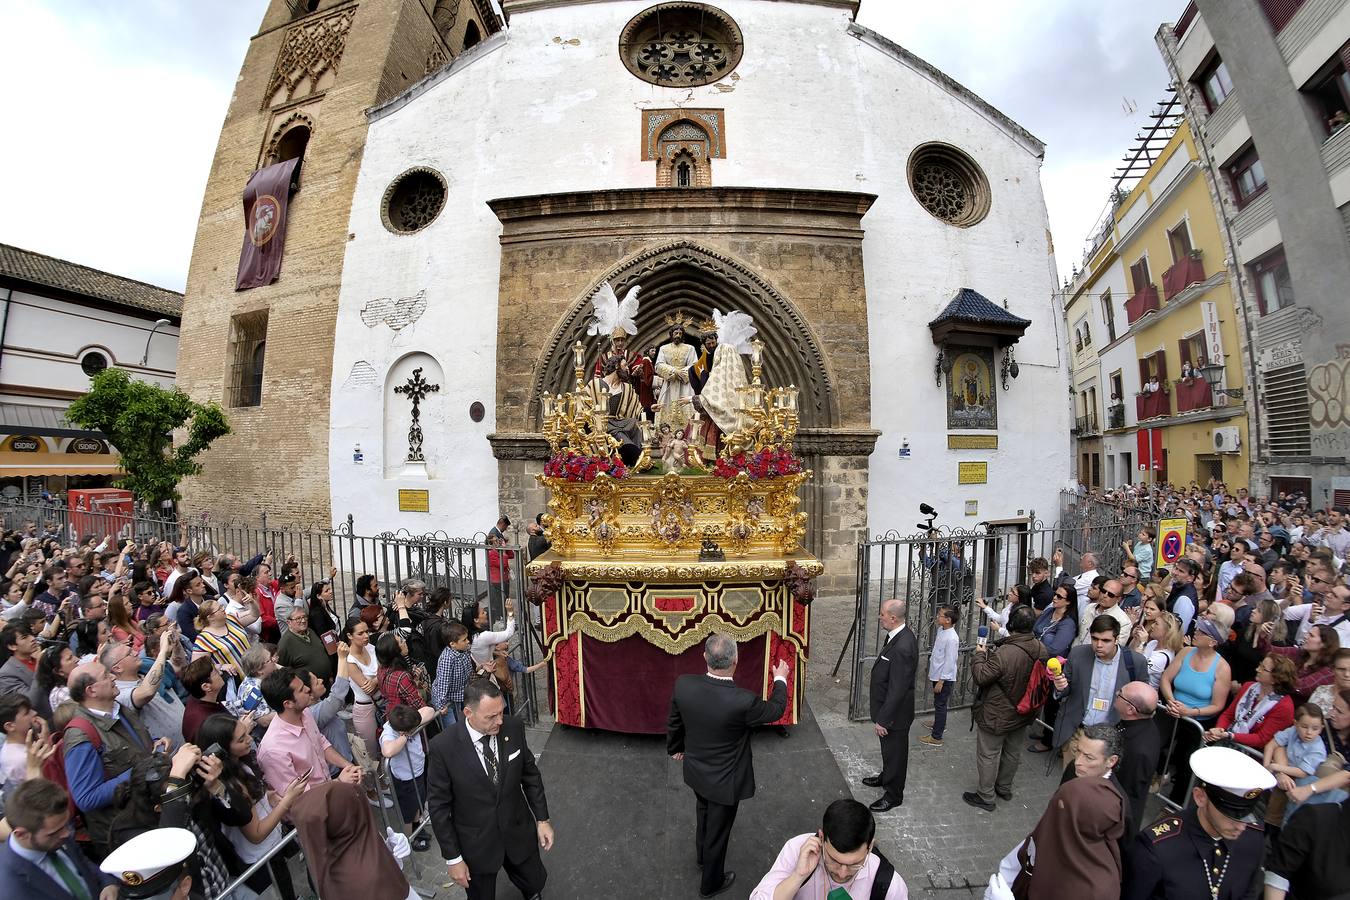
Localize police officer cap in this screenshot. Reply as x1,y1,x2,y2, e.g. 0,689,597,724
99,828,197,898
1190,746,1276,823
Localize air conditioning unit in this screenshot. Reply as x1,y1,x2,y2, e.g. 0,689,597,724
1213,427,1241,454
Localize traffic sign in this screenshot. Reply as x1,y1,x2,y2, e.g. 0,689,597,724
1156,517,1187,565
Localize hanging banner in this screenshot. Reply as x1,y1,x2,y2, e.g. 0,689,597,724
1200,301,1224,365
235,157,300,291
1135,428,1164,471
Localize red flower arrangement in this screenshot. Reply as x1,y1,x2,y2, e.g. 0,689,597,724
542,451,628,483
712,446,803,480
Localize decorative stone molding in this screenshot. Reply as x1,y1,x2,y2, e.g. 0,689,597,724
262,110,316,166
793,428,881,456
261,6,355,109
907,142,992,228
489,432,551,460
618,3,744,88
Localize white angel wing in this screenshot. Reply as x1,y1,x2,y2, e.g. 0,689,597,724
715,309,758,355
585,281,641,336
615,285,641,335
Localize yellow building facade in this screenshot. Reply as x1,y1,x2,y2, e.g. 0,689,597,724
1112,121,1250,489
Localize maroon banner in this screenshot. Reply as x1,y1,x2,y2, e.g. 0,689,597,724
235,158,299,291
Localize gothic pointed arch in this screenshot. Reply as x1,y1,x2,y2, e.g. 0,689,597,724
529,241,838,430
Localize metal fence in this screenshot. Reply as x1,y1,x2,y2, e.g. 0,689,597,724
845,496,1155,720
1,500,543,725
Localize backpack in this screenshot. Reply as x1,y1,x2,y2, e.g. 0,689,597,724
1016,660,1054,716
41,716,101,833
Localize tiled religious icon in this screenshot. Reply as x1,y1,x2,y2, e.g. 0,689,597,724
946,347,998,430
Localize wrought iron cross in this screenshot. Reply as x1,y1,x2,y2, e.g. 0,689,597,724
394,366,440,462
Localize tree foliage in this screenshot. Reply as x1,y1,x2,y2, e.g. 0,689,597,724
66,368,230,504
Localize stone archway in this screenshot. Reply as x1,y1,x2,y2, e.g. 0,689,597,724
529,240,838,431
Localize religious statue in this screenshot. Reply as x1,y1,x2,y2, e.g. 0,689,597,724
690,310,756,455
661,427,689,472
592,331,655,419
586,356,646,466
654,313,699,433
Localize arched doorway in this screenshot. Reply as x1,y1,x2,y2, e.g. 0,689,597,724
529,241,837,431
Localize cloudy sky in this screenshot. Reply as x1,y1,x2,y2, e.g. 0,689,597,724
0,0,1180,292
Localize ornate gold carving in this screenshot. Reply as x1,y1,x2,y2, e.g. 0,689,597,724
564,612,783,655
529,557,823,581
262,7,355,109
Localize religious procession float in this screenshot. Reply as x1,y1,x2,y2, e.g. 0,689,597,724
526,282,820,733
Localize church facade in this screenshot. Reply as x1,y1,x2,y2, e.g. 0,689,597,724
178,0,1070,593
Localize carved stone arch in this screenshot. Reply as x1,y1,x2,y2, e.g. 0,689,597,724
528,241,838,431
263,111,315,166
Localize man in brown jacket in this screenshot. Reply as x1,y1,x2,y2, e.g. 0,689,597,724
963,605,1048,811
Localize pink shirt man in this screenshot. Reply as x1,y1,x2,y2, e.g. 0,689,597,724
749,834,908,900
256,709,332,794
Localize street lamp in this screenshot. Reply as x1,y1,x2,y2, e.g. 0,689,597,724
1197,360,1244,400
140,319,172,366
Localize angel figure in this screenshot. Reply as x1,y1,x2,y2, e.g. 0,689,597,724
691,310,757,454
662,427,689,472
586,281,652,408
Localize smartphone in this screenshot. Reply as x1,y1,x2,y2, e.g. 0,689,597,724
203,742,225,760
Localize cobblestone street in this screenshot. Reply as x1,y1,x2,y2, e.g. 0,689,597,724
802,593,1063,899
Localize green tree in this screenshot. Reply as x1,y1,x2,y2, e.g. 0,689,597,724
66,368,230,504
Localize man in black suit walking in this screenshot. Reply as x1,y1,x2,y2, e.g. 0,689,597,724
668,632,790,898
427,678,554,899
865,598,918,812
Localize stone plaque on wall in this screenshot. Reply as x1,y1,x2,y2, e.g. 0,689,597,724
958,461,988,484
948,434,998,450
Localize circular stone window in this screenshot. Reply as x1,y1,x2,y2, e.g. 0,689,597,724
907,143,992,227
381,167,447,235
80,351,108,377
619,3,743,88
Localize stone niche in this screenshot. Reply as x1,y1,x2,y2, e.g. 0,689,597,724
487,187,880,596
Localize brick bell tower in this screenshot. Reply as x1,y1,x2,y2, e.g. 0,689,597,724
175,0,501,524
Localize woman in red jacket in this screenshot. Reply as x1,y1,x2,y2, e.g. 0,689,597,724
486,535,515,613
1204,653,1298,749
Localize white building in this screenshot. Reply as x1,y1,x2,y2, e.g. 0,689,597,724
318,0,1068,583
0,243,181,500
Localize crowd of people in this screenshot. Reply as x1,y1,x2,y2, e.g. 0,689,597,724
901,482,1350,899
0,517,547,900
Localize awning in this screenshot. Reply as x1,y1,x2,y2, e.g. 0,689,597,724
0,401,107,440
0,450,121,477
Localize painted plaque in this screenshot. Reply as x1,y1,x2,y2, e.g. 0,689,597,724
946,347,998,430
958,462,988,484
948,434,998,450
397,489,430,512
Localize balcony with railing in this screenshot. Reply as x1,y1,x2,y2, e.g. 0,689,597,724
1161,253,1205,301
1107,403,1126,430
1075,413,1100,436
1125,283,1161,324
1175,376,1214,413
1137,388,1171,420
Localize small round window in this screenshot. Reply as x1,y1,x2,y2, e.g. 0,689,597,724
907,143,992,227
381,167,447,235
619,3,744,88
81,352,108,377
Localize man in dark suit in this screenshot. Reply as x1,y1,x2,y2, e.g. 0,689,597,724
668,632,790,898
866,597,917,812
1049,614,1149,769
427,678,553,900
0,777,117,900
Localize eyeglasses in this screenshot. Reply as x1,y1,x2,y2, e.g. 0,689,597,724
1115,687,1146,716
1102,589,1121,598
821,847,868,875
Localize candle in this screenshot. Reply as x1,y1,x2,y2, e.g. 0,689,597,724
750,338,764,368
572,340,585,369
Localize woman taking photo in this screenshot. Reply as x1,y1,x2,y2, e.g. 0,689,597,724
1205,654,1298,750
976,584,1033,637
1260,623,1339,706
196,713,308,900
107,589,144,653
1138,611,1184,690
1159,617,1232,804
1127,596,1165,652
341,616,382,761
376,631,428,714
305,579,340,642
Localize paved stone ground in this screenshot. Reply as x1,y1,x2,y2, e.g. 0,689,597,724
802,592,1063,899
266,591,1172,898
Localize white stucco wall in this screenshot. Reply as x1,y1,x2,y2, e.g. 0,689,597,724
330,0,1068,537
0,289,178,398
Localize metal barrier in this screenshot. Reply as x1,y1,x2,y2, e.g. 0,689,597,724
1,499,544,725
1151,714,1208,812
845,502,1154,720
212,707,448,900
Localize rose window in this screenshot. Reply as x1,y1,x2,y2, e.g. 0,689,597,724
620,4,744,88
907,143,992,228
381,167,448,235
